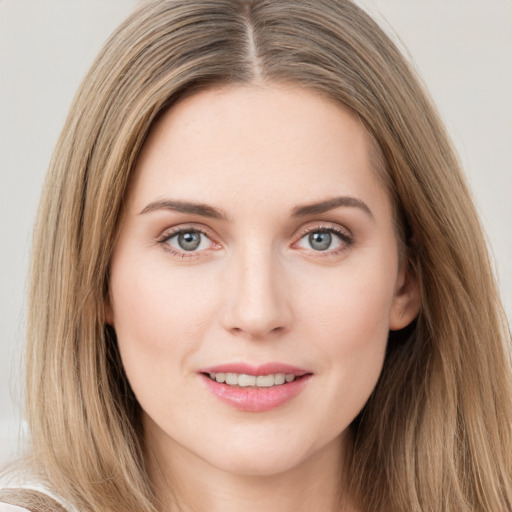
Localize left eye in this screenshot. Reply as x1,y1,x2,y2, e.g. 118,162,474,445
297,230,344,252
165,230,212,252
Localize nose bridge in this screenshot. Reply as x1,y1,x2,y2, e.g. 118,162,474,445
222,239,291,338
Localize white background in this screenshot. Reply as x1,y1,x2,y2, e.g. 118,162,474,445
1,1,511,465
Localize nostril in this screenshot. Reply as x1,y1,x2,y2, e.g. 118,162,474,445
227,323,287,339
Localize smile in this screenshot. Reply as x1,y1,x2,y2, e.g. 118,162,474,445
199,363,312,412
207,372,297,387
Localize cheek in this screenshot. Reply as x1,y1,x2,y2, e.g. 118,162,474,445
299,258,397,402
112,256,213,334
109,257,220,386
109,259,223,431
303,260,395,344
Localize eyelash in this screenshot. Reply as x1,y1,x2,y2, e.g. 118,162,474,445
294,224,354,257
156,225,218,259
156,223,354,259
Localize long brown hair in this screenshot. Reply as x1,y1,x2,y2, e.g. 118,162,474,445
24,1,512,510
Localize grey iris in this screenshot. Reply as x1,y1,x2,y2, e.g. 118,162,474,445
178,231,201,251
309,231,332,251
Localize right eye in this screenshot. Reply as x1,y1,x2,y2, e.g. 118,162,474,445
160,228,216,255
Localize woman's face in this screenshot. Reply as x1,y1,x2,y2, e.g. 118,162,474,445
109,85,418,478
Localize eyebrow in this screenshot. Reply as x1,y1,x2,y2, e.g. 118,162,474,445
291,196,374,219
139,195,373,221
139,199,229,220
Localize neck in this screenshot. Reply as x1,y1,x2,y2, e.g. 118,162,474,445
146,429,358,512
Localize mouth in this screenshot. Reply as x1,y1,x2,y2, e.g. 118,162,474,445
203,371,306,388
199,363,312,412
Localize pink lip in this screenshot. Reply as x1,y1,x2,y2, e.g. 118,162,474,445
199,363,312,413
200,362,309,376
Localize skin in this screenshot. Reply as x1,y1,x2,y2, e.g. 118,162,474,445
108,84,420,512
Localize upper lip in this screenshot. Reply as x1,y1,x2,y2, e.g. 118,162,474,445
199,362,311,376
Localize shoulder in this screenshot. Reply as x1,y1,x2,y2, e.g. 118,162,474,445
0,488,69,512
0,470,76,512
0,504,32,512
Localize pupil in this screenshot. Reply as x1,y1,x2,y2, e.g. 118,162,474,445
309,231,331,251
178,232,201,251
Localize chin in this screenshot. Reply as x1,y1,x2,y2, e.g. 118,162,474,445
206,448,309,477
196,429,343,478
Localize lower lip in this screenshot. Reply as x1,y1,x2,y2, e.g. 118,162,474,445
200,374,311,412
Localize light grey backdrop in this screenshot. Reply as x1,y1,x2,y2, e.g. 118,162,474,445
1,0,511,465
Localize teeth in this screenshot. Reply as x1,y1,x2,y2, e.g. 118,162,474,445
207,372,297,387
238,374,256,387
274,374,285,385
226,373,238,385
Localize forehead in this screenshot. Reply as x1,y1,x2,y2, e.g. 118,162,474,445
127,84,390,217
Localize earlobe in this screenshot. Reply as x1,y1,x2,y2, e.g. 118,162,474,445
389,265,421,331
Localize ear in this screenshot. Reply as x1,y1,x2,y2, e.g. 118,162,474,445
389,263,421,331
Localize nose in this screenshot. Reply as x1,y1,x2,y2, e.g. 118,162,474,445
220,245,292,339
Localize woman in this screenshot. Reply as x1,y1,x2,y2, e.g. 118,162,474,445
1,0,511,511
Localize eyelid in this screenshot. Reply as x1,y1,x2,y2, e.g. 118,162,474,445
157,223,210,241
294,221,352,241
292,222,354,254
156,224,221,257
